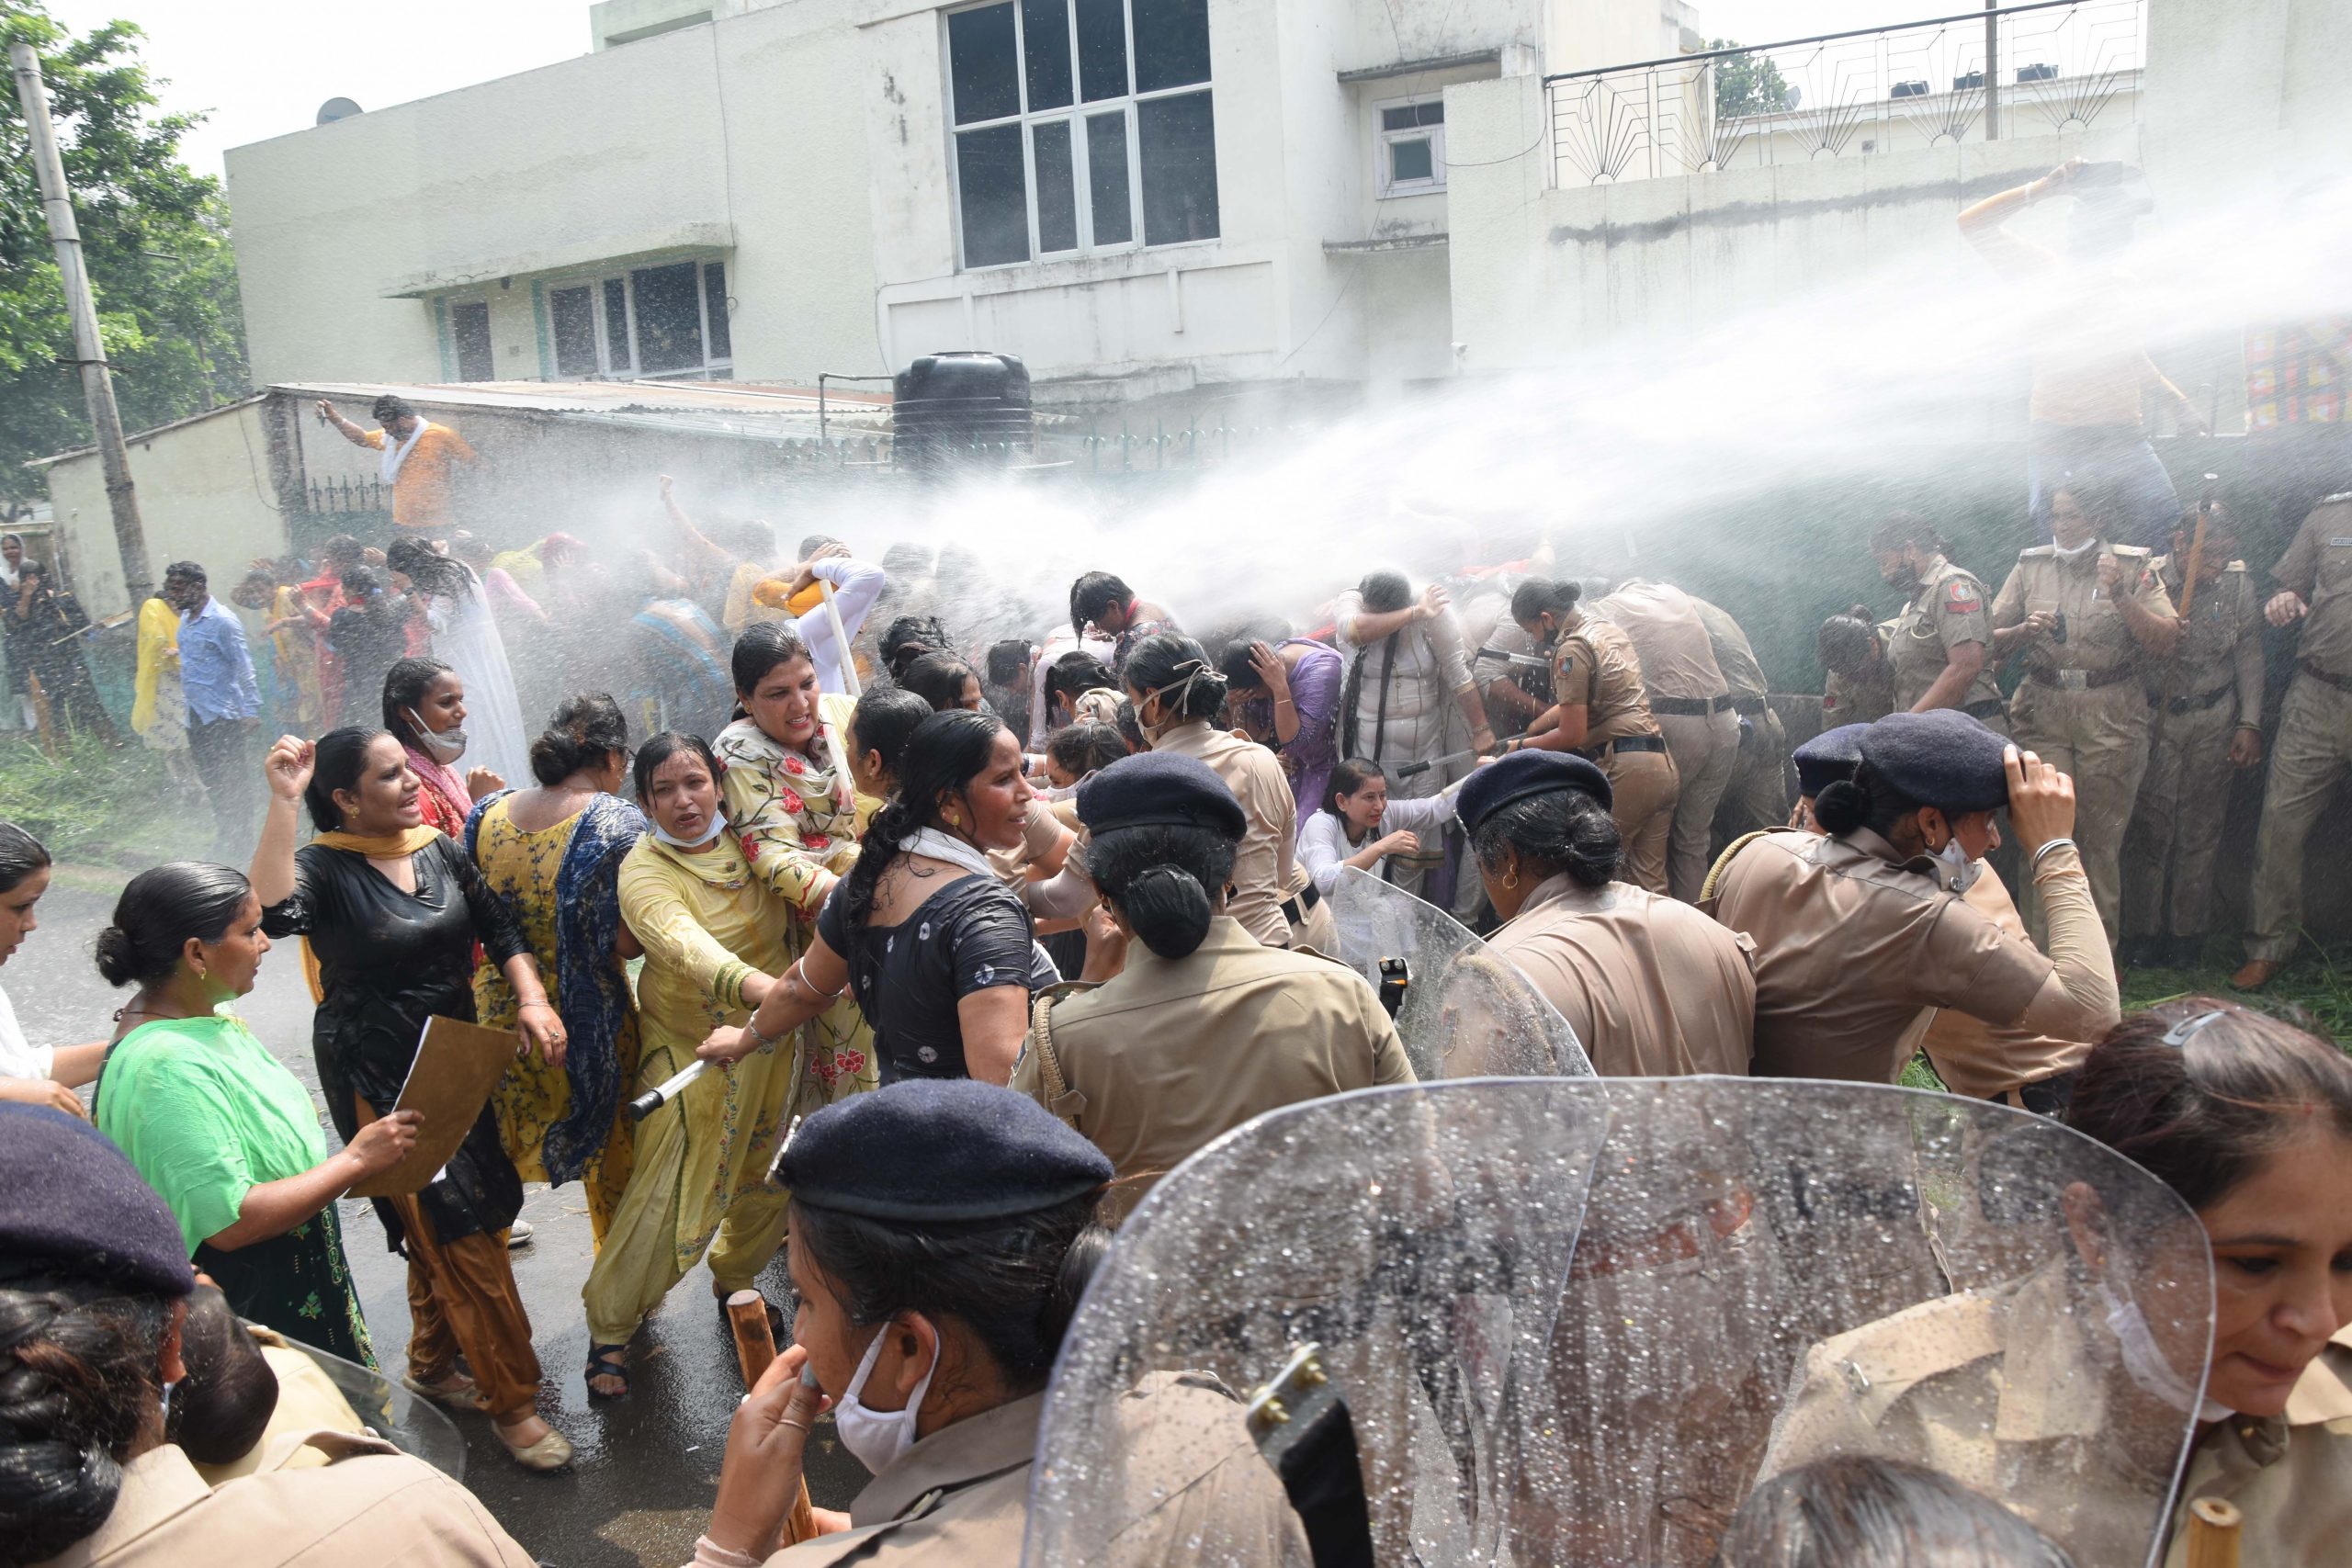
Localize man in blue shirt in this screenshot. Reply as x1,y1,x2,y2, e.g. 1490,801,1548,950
162,560,262,850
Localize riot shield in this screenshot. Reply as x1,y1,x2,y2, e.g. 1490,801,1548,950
285,1337,468,1480
1323,866,1595,1080
1028,1078,2212,1568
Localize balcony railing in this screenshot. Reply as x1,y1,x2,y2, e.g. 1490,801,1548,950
1545,0,2143,187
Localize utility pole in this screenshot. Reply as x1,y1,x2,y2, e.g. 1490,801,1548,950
1984,0,2000,141
9,39,153,607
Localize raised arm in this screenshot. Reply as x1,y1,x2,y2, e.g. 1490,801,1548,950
250,737,312,910
1956,161,2075,272
314,400,379,450
658,474,734,571
1982,748,2119,1040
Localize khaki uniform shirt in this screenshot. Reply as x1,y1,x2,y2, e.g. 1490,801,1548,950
1149,720,1310,949
2270,493,2352,679
1704,829,2060,1083
1917,863,2089,1099
1487,872,1755,1076
1889,555,2002,712
1690,597,1770,705
1991,541,2177,679
1552,615,1662,746
1589,581,1729,701
1013,916,1414,1222
2161,1327,2352,1568
2147,556,2265,716
36,1432,535,1568
1824,623,1898,725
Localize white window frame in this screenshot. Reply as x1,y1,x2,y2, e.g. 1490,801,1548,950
944,0,1216,272
539,258,732,380
1373,93,1446,197
443,294,496,381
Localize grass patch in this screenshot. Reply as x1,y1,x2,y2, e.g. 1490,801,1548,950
0,732,193,873
2120,939,2352,1043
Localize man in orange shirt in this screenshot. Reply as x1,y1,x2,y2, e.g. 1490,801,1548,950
317,395,478,532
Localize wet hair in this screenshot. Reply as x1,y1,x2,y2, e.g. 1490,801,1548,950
166,1285,277,1467
383,536,472,601
1813,760,1936,841
1045,650,1116,713
791,1190,1109,1394
233,567,277,604
338,563,383,600
730,621,815,697
1326,757,1385,819
1713,1455,2075,1568
1069,570,1131,636
848,686,933,781
797,533,841,558
1089,821,1239,961
1123,634,1228,724
0,821,51,897
840,710,1006,931
1510,577,1581,626
631,730,720,805
161,559,206,589
1114,697,1146,753
1046,721,1126,781
900,652,979,713
1816,608,1881,676
2046,478,2110,531
303,726,396,834
1469,787,1622,889
1215,639,1264,694
96,863,254,989
370,394,416,423
1869,511,1947,556
1357,570,1414,615
0,1277,172,1566
879,615,951,682
380,656,454,750
530,693,629,786
985,638,1032,688
2064,998,2352,1217
318,535,364,571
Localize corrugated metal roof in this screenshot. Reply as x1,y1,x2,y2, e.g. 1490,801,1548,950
277,378,892,419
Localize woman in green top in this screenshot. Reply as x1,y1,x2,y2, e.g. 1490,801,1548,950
93,861,419,1363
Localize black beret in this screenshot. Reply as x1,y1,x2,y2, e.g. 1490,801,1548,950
1077,751,1247,840
1455,750,1612,832
1792,723,1869,800
0,1104,195,1298
776,1079,1114,1223
1857,709,2012,815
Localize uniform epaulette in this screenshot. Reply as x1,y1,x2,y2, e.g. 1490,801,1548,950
2320,491,2352,506
2110,544,2152,558
2019,544,2055,558
2223,559,2247,573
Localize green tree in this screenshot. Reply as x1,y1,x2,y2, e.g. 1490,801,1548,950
0,3,246,510
1709,38,1797,120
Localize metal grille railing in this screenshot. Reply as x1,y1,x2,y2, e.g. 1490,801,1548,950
1546,0,2143,187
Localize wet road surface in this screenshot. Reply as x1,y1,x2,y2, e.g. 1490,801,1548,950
21,876,871,1567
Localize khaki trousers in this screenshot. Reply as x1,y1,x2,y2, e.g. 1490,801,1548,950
2008,677,2150,945
1714,709,1791,841
2246,673,2352,963
393,1194,542,1426
1605,747,1679,896
2123,697,2238,940
1657,707,1741,902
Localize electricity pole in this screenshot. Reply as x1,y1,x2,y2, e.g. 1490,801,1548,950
10,39,153,608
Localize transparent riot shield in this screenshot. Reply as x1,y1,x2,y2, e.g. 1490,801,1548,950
1323,866,1595,1079
1028,1078,2213,1568
284,1337,468,1480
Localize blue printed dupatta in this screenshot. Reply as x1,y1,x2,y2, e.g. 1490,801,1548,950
464,789,647,1184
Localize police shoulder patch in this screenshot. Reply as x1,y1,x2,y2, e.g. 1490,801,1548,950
1943,580,1982,614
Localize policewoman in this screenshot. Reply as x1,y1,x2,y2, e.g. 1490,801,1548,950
1012,752,1414,1222
1871,513,2007,722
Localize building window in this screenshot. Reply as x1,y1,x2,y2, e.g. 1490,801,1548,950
542,258,732,379
448,299,495,380
946,0,1218,269
1374,96,1445,197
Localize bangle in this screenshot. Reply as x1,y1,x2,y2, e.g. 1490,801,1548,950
2030,837,2077,869
518,998,553,1013
742,1013,782,1053
1273,695,1293,706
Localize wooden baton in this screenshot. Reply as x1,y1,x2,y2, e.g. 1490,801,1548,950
2184,1496,2242,1568
725,1290,820,1548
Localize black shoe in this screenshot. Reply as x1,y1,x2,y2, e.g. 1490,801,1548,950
2118,935,2162,970
2167,933,2207,970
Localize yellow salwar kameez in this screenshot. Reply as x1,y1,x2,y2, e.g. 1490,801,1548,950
268,585,326,730
582,830,797,1347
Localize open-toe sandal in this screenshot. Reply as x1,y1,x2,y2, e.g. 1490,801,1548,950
585,1343,630,1399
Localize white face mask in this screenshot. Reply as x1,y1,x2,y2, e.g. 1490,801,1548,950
1933,835,1982,896
2052,535,2100,563
832,1320,939,1474
650,810,726,850
406,708,467,764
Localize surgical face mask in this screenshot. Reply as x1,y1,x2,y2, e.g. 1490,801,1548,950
2052,535,2100,563
406,708,467,764
650,810,726,851
1933,835,1982,896
2098,1280,2230,1423
832,1320,938,1474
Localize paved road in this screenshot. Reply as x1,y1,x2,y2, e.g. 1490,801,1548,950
21,876,871,1567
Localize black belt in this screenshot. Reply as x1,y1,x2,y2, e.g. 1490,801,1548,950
2300,660,2352,694
1584,734,1668,760
1281,882,1323,927
2167,682,2233,715
1651,694,1735,716
2026,665,2139,691
1730,695,1768,717
1963,698,2007,720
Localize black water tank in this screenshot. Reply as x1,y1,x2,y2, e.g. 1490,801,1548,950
891,351,1033,474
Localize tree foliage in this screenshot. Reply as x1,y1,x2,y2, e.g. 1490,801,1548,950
1709,38,1798,121
0,3,246,509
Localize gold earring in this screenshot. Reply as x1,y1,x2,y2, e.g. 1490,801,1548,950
1504,869,1520,890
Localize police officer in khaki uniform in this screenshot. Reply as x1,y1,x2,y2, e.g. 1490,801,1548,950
2235,489,2352,990
1818,610,1898,727
1503,578,1679,895
2122,506,2265,970
1590,580,1740,900
1871,515,2007,721
1014,753,1413,1223
1692,594,1791,839
1989,483,2180,942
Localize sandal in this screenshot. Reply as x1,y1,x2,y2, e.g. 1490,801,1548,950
495,1417,575,1472
401,1371,484,1413
585,1343,630,1399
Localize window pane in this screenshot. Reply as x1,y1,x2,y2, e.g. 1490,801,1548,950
1389,137,1433,183
1022,0,1072,111
550,286,598,377
1034,120,1078,253
1075,0,1126,101
1381,105,1419,131
450,300,493,380
703,262,732,360
1137,90,1217,244
1418,101,1445,125
1132,0,1209,93
948,3,1020,124
603,278,631,372
956,123,1031,266
1085,110,1133,245
631,261,706,373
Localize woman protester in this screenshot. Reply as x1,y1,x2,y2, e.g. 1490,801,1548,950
92,862,408,1364
1465,751,1754,1076
465,694,646,1245
0,1105,537,1568
842,685,934,800
0,822,105,1114
384,537,532,785
384,657,505,838
899,651,982,713
1013,752,1413,1221
250,728,573,1470
1218,634,1344,818
687,1079,1305,1564
1706,709,2119,1085
581,734,803,1398
1039,649,1122,737
702,710,1045,1087
1297,757,1464,897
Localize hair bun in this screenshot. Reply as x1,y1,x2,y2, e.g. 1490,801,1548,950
1812,777,1870,837
93,927,138,988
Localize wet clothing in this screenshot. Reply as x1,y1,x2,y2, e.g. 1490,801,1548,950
1334,592,1479,893
2159,1328,2352,1568
1549,614,1677,894
1593,582,1738,900
1486,872,1755,1076
2246,494,2352,963
1889,556,2004,716
1297,786,1460,897
1824,626,1898,727
820,873,1040,1083
390,1192,541,1426
360,422,476,533
1915,862,2089,1101
1148,718,1327,949
1692,596,1790,837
